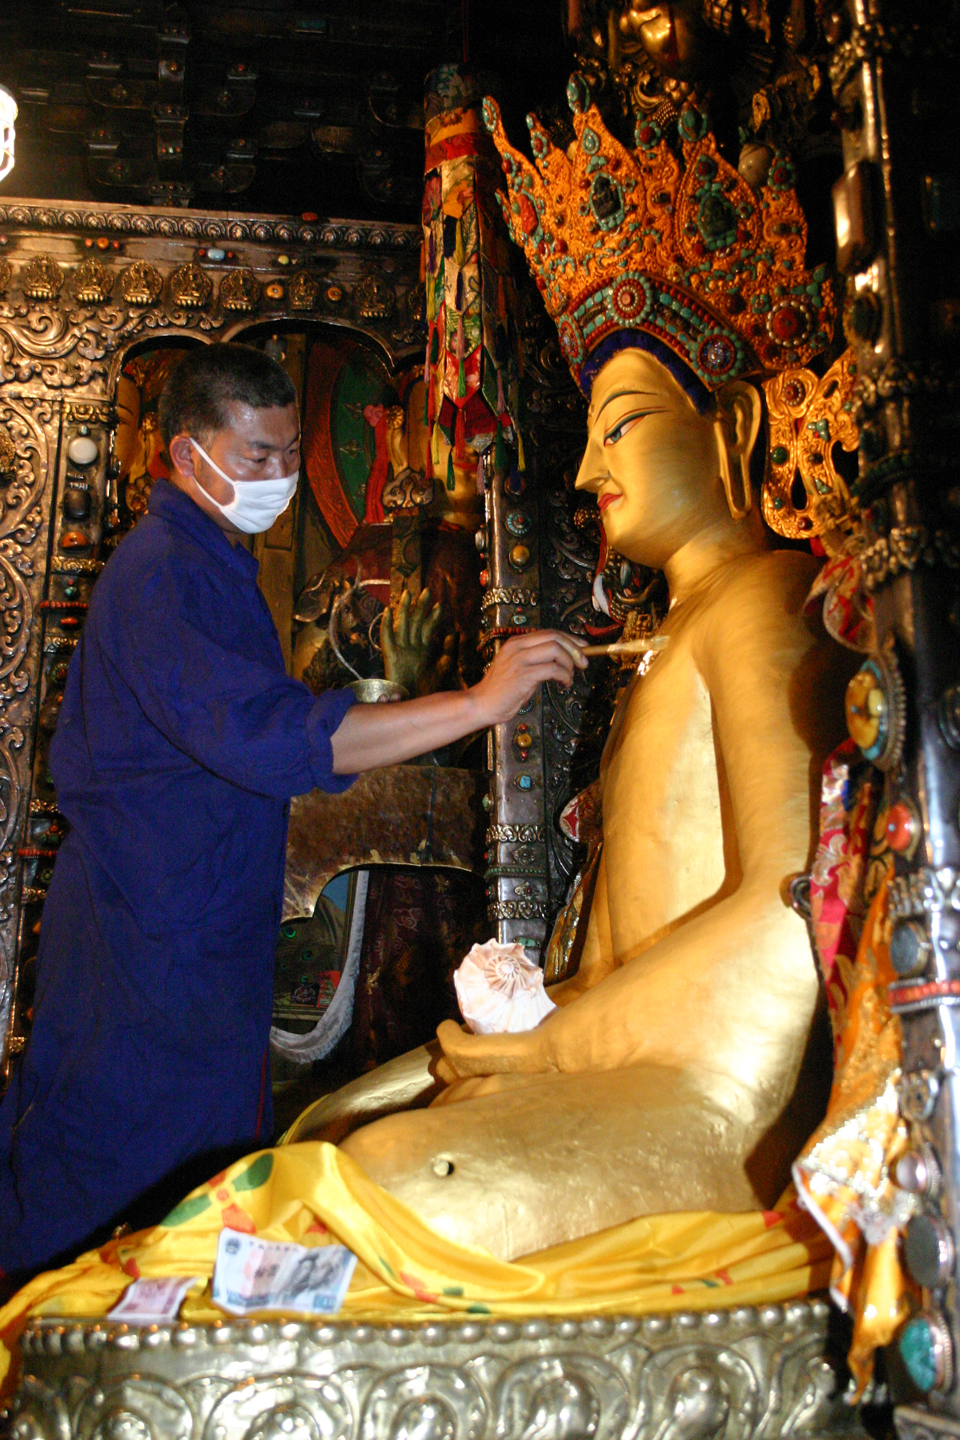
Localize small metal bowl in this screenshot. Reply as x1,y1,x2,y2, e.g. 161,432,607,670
348,678,406,704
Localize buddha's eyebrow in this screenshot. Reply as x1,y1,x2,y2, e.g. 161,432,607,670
591,389,656,423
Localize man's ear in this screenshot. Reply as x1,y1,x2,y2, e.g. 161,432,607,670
168,433,198,481
713,380,762,521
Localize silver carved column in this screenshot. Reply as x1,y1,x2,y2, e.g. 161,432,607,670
480,444,549,954
0,391,60,1060
828,0,960,1428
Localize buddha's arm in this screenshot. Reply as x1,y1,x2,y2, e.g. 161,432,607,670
437,560,845,1086
545,850,616,1007
437,875,811,1086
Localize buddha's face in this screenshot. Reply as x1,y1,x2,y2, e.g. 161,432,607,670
576,348,727,570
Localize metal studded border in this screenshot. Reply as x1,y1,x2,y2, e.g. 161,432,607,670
8,1297,858,1440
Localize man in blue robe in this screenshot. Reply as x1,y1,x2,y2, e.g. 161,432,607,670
0,344,581,1283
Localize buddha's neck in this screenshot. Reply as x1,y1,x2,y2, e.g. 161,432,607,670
663,514,767,608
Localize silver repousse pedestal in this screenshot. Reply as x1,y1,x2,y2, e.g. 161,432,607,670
5,1298,865,1440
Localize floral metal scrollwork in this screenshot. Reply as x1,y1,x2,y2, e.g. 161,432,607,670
203,1373,353,1440
74,1375,193,1440
0,398,55,1045
762,349,860,552
9,1301,850,1440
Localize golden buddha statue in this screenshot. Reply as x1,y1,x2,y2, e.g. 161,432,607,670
382,376,485,534
292,93,854,1261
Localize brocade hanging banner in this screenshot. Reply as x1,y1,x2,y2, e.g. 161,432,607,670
421,65,520,483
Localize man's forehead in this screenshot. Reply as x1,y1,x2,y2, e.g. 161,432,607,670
221,400,300,445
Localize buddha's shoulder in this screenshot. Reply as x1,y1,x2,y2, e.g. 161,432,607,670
706,548,819,617
690,552,823,676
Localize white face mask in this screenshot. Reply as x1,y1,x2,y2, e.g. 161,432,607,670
189,438,299,535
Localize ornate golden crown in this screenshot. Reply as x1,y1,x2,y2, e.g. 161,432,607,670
482,86,834,392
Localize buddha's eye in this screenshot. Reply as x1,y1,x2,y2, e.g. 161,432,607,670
603,410,649,446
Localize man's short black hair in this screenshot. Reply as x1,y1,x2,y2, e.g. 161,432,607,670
158,343,297,448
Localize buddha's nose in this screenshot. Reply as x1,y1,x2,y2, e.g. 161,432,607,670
574,437,604,492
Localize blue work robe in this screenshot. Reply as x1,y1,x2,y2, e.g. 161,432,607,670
0,478,355,1279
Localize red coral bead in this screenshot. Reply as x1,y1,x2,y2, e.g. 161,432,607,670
518,195,538,235
885,803,918,852
770,306,803,341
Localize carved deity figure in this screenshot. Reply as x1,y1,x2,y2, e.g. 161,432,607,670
115,347,189,519
294,92,852,1261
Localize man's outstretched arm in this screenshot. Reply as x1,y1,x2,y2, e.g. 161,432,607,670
330,630,585,774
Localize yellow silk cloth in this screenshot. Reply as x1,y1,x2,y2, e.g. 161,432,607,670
795,875,917,1396
0,1142,832,1397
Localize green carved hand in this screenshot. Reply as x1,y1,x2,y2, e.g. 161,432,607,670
381,587,453,696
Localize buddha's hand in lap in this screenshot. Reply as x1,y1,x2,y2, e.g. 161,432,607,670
435,1018,554,1083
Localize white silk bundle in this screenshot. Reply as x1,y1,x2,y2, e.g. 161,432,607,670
453,940,556,1035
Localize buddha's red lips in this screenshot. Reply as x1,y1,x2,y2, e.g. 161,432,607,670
598,492,622,512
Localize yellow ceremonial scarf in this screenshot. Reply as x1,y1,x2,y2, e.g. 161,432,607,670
0,1143,831,1399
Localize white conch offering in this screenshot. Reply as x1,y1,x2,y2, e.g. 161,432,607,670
453,940,556,1035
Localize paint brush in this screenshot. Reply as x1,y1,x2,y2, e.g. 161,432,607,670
580,636,669,657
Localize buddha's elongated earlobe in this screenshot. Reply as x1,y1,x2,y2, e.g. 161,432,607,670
713,381,762,523
717,441,752,520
